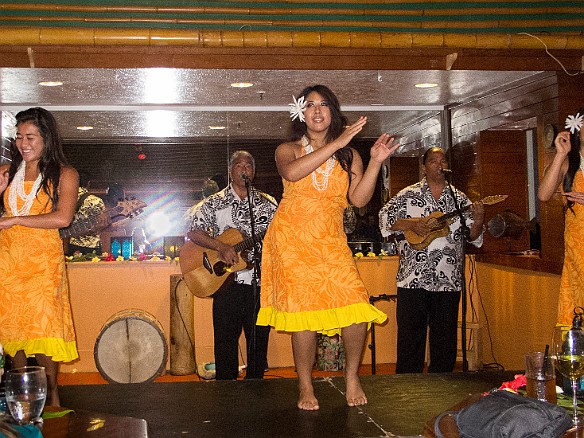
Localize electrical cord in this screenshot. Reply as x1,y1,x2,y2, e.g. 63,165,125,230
468,256,505,371
519,32,584,77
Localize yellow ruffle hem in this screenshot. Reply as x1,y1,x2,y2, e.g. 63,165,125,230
3,338,79,363
257,302,387,336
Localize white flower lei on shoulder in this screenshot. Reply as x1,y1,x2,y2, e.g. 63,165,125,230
302,136,336,191
8,161,42,216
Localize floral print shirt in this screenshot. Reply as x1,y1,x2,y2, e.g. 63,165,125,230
378,177,482,292
188,185,277,285
69,187,106,250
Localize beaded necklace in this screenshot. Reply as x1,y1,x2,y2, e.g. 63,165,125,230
302,135,336,191
8,161,42,216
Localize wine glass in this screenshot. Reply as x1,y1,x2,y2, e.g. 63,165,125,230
4,366,47,425
552,326,584,425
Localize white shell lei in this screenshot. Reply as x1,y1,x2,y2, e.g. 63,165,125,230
8,162,42,216
302,136,336,191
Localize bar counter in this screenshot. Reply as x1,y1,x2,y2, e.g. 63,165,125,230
62,257,399,373
62,255,561,374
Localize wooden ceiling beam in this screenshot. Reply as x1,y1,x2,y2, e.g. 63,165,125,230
1,45,582,72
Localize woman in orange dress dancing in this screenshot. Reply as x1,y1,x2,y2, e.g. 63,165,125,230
0,107,79,406
538,108,584,326
257,85,399,410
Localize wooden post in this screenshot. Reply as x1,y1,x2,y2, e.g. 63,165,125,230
169,274,196,375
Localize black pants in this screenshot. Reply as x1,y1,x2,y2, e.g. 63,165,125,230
395,287,461,374
212,282,270,380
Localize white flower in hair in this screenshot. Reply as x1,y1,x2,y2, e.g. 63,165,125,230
289,95,307,122
565,113,583,134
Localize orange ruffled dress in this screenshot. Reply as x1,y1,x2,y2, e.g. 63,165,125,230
257,153,387,336
0,181,78,362
557,171,584,326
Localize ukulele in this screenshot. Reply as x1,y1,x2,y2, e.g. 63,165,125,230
403,195,507,250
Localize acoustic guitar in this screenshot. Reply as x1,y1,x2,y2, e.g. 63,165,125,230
403,194,507,250
59,197,147,239
179,228,266,298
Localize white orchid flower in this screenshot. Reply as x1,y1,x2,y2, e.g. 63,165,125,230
289,95,307,122
565,113,583,134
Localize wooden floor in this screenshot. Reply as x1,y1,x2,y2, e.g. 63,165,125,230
58,363,397,385
58,368,514,437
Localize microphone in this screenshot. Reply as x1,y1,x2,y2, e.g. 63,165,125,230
241,173,250,186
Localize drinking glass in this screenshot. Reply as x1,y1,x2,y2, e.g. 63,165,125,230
552,326,584,425
4,366,47,425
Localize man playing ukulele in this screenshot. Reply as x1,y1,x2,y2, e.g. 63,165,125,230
379,147,485,373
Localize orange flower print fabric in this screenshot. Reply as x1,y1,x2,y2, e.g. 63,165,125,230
257,153,387,336
557,171,584,326
0,181,78,362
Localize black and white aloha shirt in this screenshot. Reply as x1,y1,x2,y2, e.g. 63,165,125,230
188,185,277,285
69,187,106,250
378,177,483,292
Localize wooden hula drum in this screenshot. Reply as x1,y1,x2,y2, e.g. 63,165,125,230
94,309,168,383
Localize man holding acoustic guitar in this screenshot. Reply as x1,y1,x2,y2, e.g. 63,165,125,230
185,150,277,380
379,147,485,374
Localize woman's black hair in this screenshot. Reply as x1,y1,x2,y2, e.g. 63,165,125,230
0,107,68,214
563,106,584,212
289,85,354,181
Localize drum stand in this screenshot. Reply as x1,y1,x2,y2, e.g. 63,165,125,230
368,293,397,375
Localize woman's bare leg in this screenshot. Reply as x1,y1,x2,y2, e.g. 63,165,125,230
35,354,59,407
292,330,318,410
341,323,368,406
10,350,27,368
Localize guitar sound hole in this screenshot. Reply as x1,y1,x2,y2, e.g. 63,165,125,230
213,262,227,277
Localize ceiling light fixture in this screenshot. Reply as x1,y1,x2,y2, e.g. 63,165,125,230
415,83,438,88
230,82,253,88
38,81,63,87
76,126,93,131
209,126,226,130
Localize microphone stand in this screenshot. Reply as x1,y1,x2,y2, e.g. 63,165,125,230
443,170,470,372
244,176,261,377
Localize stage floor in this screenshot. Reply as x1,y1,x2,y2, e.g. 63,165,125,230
59,370,516,437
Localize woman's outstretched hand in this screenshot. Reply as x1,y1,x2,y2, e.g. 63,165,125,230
370,134,400,163
335,116,368,150
565,191,584,205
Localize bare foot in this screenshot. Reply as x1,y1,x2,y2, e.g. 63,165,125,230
298,386,319,410
346,375,367,407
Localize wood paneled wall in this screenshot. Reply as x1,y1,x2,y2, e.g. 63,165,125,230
402,71,584,274
389,156,420,197
476,130,530,254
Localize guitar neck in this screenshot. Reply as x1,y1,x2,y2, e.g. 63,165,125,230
233,229,267,252
436,203,473,226
59,206,119,239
